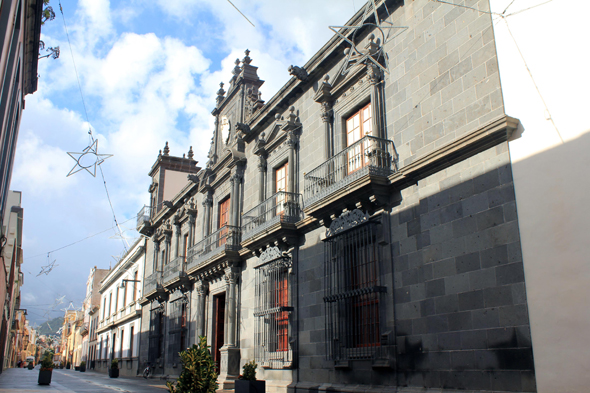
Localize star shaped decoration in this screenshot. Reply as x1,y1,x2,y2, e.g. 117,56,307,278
67,139,113,177
329,0,408,79
37,259,58,276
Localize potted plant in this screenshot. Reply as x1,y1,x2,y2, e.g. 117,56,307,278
109,359,119,378
66,362,71,369
80,361,86,372
38,353,54,385
235,360,265,393
27,362,34,370
166,336,218,393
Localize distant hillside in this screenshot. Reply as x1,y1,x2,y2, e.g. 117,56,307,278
37,317,63,336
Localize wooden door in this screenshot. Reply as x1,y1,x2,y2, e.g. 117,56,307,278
213,293,226,371
275,163,288,216
346,103,372,173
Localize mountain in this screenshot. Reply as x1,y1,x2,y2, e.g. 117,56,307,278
37,317,64,336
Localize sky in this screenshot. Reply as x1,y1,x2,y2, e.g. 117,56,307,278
14,0,588,325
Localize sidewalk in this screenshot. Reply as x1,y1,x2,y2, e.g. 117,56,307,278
0,367,169,392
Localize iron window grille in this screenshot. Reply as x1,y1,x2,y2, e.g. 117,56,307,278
323,220,387,362
254,255,294,369
168,293,189,366
148,302,165,365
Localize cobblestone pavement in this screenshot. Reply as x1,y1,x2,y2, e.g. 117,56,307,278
0,367,169,392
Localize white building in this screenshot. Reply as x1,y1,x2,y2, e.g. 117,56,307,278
95,239,145,376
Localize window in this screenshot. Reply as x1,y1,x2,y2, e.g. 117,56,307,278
254,250,293,368
180,303,187,351
120,329,124,359
275,163,288,215
148,307,164,364
323,215,386,362
108,293,112,315
346,103,372,173
183,234,189,263
111,333,116,360
115,288,119,312
218,197,231,246
103,298,107,320
129,326,134,357
133,271,138,302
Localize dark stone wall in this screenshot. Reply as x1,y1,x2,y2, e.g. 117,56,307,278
391,143,535,392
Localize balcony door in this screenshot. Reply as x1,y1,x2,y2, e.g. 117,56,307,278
346,103,372,173
218,197,231,247
275,163,288,216
213,293,226,372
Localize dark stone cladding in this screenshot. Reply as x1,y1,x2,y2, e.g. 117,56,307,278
392,161,535,392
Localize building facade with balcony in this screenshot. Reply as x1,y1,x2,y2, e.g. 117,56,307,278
135,0,536,392
95,239,144,377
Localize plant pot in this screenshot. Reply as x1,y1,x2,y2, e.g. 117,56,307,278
80,365,86,372
75,366,80,371
38,370,52,385
27,363,34,370
235,379,265,393
109,368,119,378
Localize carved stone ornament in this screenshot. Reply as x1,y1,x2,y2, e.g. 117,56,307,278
326,209,370,237
288,65,308,81
224,267,239,285
196,281,208,296
188,174,199,184
163,200,174,209
367,63,382,84
320,101,333,123
244,87,264,122
149,182,158,193
259,246,283,263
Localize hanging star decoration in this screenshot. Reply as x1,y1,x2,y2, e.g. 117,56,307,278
67,139,113,177
329,0,408,79
37,256,59,277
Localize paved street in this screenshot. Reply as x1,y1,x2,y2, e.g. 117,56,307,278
0,367,169,392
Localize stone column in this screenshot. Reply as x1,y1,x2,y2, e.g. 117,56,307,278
202,194,213,238
188,213,196,247
219,267,240,386
287,132,297,194
153,240,160,273
164,230,172,266
257,156,266,203
320,101,333,160
195,280,207,338
229,172,241,228
174,221,181,259
368,63,384,139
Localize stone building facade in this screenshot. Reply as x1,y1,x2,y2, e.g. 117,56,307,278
136,1,536,392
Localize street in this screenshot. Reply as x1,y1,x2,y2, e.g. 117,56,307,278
0,368,169,392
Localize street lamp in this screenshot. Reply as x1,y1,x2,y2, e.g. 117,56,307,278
118,279,140,289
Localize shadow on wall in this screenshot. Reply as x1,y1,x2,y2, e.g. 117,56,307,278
511,129,590,393
393,161,535,392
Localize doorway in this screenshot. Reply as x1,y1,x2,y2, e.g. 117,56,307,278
212,293,226,371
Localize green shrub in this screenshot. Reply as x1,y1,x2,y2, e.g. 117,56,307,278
40,352,54,371
111,359,118,369
166,336,218,393
240,360,257,381
79,361,86,367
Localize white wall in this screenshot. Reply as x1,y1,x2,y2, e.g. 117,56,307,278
491,1,590,392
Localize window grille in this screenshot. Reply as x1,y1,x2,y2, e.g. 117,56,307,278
148,302,164,364
254,255,294,368
323,221,387,361
168,293,188,365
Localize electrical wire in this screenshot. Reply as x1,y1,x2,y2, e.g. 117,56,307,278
58,1,127,251
226,0,255,27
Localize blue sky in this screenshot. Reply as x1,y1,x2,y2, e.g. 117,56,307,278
15,0,354,324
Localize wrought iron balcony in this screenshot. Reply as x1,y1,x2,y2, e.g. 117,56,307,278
143,272,163,296
242,192,303,241
136,205,152,235
187,225,241,271
163,255,187,286
303,135,396,214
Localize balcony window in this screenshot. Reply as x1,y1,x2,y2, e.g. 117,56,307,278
347,103,372,173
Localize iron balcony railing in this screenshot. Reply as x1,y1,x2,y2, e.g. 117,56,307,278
187,225,241,270
136,205,151,230
242,191,303,240
163,255,186,284
304,135,396,206
143,272,163,295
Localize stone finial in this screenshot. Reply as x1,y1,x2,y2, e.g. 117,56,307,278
217,82,225,99
158,149,162,157
232,58,242,76
163,141,170,156
275,113,281,121
365,33,380,56
188,146,194,160
242,49,252,65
